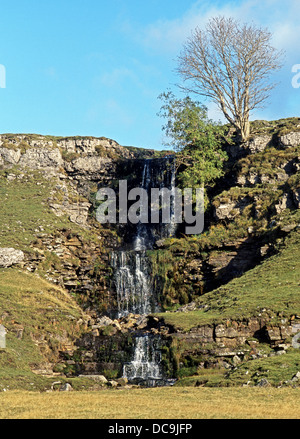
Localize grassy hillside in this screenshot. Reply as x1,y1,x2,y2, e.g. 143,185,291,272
0,167,102,251
0,167,113,390
157,228,300,331
0,268,99,390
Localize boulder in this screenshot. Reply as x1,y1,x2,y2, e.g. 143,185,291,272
248,135,272,154
0,248,24,268
97,316,114,327
279,131,300,148
60,383,73,391
0,147,21,164
274,192,294,214
256,378,271,387
292,332,300,349
291,372,300,382
107,380,118,387
116,377,128,386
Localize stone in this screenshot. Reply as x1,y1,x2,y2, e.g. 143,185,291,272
214,202,236,220
95,375,108,384
266,327,281,342
0,325,6,349
279,131,300,148
215,324,239,339
276,343,289,351
107,380,118,387
112,321,122,331
155,239,166,248
0,248,24,268
97,316,114,327
51,381,62,391
256,378,271,387
291,372,300,382
0,147,21,164
19,147,63,169
232,355,241,365
60,383,73,391
78,374,108,384
49,201,91,226
248,135,272,154
292,189,300,208
116,377,128,386
274,193,294,214
292,332,300,349
292,323,300,333
177,302,197,313
136,315,148,330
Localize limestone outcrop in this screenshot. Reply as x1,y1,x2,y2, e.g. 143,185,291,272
0,134,135,179
0,248,24,268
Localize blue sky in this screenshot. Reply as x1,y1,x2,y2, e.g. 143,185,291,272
0,0,299,150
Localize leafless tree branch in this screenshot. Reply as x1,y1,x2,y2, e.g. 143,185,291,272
176,16,284,142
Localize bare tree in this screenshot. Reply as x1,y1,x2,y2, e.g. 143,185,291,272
177,16,284,142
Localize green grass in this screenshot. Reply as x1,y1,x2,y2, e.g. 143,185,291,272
0,168,109,252
0,387,300,418
249,117,300,136
156,229,300,331
0,169,74,250
226,349,300,387
0,268,88,390
173,350,300,388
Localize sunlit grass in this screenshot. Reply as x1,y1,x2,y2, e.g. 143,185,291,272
0,387,299,419
156,229,300,331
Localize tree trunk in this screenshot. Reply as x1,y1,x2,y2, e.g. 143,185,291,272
237,119,250,143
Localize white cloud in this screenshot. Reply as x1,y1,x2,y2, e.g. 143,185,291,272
131,0,300,59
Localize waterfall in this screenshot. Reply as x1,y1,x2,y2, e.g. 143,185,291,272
123,335,162,385
112,156,176,318
111,250,152,317
134,160,151,251
111,156,176,385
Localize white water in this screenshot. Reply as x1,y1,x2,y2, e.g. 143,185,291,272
111,250,152,318
123,335,162,382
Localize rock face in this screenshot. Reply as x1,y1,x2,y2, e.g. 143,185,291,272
248,135,272,154
25,230,118,314
49,201,92,226
18,147,63,169
0,248,24,267
154,314,300,375
279,131,300,148
0,134,135,178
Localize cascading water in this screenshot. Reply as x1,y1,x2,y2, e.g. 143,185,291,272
122,335,162,386
111,156,176,385
112,156,176,318
111,251,152,317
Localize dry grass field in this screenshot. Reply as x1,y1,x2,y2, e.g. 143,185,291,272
0,387,299,419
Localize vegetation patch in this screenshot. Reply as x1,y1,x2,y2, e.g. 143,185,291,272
156,229,300,330
0,268,88,390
